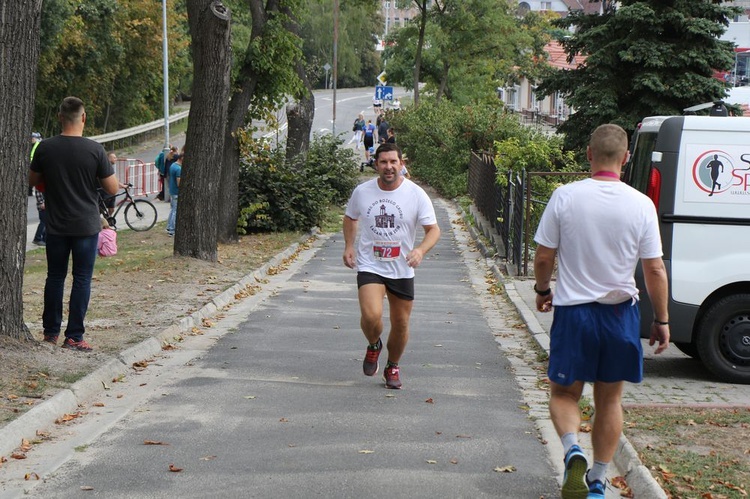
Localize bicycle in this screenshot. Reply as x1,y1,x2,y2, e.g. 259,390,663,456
98,183,158,232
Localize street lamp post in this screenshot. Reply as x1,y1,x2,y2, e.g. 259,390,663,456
332,0,339,135
162,0,170,151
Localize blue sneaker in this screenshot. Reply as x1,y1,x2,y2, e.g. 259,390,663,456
561,445,588,499
587,479,605,499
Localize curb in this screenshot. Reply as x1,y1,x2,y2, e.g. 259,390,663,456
0,231,317,460
464,205,666,499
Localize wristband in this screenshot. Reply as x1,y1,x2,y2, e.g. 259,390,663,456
534,284,551,296
653,319,669,326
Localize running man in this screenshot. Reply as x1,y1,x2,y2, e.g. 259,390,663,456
707,154,724,196
343,143,441,389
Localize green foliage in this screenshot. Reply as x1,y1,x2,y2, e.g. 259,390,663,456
35,0,191,136
300,0,384,89
237,134,359,233
384,0,536,104
536,0,740,152
387,98,529,198
494,131,584,239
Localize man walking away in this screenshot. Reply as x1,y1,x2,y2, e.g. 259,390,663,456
343,143,441,389
29,96,120,351
533,124,669,498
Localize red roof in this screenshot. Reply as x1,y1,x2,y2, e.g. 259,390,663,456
545,41,584,70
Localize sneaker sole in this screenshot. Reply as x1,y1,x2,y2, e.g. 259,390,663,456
561,454,588,499
363,364,379,376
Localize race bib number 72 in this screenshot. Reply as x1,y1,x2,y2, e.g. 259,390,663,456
372,241,401,261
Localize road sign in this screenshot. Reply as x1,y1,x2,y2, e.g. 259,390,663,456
374,86,393,101
377,71,387,85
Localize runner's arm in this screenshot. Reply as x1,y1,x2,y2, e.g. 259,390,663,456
406,223,441,268
343,215,358,269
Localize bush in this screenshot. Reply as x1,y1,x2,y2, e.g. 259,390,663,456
386,98,527,198
237,134,359,234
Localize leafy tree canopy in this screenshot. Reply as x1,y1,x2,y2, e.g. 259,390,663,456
536,0,740,152
384,0,540,104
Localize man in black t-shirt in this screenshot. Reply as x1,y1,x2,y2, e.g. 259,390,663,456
377,118,389,144
29,96,120,351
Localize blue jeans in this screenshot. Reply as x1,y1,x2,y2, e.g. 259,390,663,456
167,195,178,234
33,209,46,242
43,233,98,341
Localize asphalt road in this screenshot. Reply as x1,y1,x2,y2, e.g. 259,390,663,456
7,194,560,498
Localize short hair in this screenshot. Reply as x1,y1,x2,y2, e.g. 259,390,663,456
374,142,402,161
59,96,85,124
589,124,627,163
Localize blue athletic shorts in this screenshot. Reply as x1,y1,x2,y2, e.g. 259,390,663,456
547,301,643,385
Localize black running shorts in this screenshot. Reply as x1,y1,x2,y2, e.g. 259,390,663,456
357,271,415,301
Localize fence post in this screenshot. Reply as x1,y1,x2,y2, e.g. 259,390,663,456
523,169,531,276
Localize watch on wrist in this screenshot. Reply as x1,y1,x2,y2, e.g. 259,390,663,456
653,319,669,326
534,284,551,296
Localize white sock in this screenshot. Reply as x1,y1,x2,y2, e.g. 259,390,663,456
561,432,578,455
587,461,608,484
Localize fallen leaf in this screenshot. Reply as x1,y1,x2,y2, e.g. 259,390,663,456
359,450,374,454
425,398,434,404
200,455,217,461
426,460,437,464
244,395,256,399
144,440,169,446
80,485,94,490
24,472,39,480
494,465,516,473
279,417,289,423
450,458,459,465
92,402,105,407
456,435,472,439
10,453,26,460
20,439,32,452
168,464,183,472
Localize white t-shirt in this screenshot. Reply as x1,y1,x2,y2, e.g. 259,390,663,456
534,178,662,306
345,178,438,279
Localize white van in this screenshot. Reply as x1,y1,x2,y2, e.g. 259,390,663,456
624,115,750,384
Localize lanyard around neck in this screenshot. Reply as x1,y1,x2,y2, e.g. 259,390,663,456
592,171,620,180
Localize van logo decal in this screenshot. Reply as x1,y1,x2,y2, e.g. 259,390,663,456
688,148,750,201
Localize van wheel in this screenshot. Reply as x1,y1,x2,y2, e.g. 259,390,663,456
674,342,701,360
696,294,750,384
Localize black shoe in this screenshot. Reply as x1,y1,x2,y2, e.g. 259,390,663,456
32,240,46,246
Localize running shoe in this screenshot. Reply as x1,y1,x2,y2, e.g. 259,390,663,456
61,338,93,351
42,335,58,345
383,365,402,389
586,479,605,499
363,338,382,376
561,445,588,499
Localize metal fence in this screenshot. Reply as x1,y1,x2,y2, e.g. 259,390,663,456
468,151,587,276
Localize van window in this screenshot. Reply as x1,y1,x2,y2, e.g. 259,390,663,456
625,131,658,194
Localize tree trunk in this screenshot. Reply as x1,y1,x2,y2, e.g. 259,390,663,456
413,0,429,107
0,1,41,340
436,60,449,102
284,10,315,163
216,0,276,244
176,0,232,262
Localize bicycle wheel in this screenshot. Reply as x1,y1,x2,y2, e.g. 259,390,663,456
124,199,157,231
